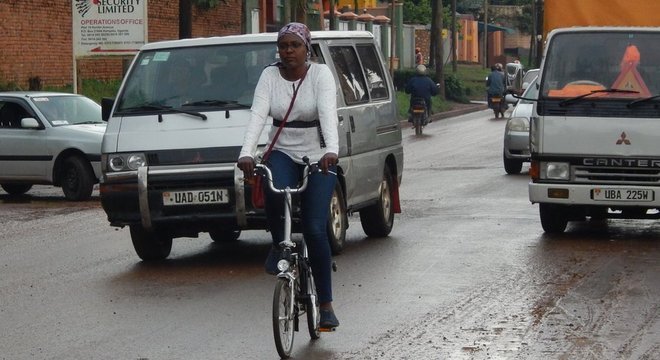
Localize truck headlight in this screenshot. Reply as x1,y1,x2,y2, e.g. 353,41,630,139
541,162,570,180
107,153,147,172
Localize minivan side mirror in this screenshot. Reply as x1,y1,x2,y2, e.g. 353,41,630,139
101,97,115,121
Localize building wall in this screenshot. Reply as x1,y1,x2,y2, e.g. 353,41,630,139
0,0,243,90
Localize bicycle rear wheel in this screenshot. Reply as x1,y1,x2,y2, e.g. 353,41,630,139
273,278,295,358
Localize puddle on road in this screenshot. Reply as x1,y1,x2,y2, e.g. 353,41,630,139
0,194,101,222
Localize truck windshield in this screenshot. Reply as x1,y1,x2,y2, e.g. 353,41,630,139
541,31,660,101
115,42,278,113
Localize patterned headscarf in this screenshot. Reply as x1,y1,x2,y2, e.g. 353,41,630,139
278,22,312,54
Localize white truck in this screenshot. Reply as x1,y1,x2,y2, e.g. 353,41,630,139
528,26,660,232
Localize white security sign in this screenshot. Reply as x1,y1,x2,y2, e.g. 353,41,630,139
72,0,147,57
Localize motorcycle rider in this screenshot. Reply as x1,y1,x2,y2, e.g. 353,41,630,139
486,63,507,118
405,64,439,125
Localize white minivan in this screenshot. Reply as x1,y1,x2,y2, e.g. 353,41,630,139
101,31,404,261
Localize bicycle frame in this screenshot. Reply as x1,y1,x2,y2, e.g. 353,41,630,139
257,160,322,358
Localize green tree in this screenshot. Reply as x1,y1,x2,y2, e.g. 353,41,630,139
403,0,451,26
403,0,432,24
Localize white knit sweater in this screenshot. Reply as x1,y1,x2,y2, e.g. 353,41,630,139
239,63,339,164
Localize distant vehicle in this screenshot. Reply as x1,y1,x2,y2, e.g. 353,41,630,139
0,92,105,200
521,68,540,92
503,76,539,174
505,62,524,94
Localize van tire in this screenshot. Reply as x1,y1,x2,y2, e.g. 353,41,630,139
1,183,33,195
539,203,568,233
61,156,94,201
130,225,173,261
327,182,347,255
359,165,394,237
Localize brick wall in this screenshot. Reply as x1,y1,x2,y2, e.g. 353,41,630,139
0,0,243,89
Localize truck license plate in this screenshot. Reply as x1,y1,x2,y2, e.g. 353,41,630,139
592,188,654,202
163,189,229,206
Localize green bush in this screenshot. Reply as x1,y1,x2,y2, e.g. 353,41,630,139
444,73,470,103
0,78,21,91
394,67,470,103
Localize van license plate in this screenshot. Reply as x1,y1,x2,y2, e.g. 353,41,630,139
163,189,229,206
592,188,654,202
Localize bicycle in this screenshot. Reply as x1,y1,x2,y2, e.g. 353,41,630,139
255,158,334,359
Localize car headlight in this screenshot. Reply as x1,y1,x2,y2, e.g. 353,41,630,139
107,153,147,172
541,162,570,180
507,117,529,132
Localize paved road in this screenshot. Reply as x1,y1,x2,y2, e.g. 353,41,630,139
1,109,658,359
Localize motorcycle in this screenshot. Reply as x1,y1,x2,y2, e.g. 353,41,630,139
410,97,428,135
489,93,506,119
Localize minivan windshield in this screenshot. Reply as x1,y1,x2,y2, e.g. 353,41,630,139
116,42,278,113
541,31,660,101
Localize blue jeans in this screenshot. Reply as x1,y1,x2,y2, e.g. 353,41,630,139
264,150,337,303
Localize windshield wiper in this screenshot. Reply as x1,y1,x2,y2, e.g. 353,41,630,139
121,103,207,120
511,93,538,102
184,99,236,106
558,88,639,107
183,100,251,110
627,94,660,108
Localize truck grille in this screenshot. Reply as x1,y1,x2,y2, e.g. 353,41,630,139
573,166,660,184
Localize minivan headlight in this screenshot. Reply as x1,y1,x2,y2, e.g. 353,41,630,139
541,162,570,180
507,117,529,132
107,153,147,172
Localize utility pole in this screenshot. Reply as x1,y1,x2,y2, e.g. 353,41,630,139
390,0,396,75
483,0,488,69
451,0,457,73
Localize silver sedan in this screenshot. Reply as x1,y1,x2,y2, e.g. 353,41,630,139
503,75,539,174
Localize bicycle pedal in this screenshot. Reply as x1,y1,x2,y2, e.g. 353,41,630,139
319,327,337,332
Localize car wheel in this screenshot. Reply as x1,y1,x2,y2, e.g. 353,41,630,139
503,151,523,174
539,203,568,234
129,225,173,261
1,183,33,195
327,182,347,255
61,156,94,201
209,229,241,242
359,164,394,237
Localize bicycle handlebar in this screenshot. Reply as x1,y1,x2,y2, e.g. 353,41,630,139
254,156,337,194
255,163,311,194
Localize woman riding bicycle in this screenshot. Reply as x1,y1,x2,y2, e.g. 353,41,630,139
237,22,340,330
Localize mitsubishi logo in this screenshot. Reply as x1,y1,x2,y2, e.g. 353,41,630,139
616,132,631,145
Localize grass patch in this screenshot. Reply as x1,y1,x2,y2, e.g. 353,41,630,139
44,79,122,104
452,64,489,101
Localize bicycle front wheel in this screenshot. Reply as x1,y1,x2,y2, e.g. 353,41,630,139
273,278,295,358
305,272,321,339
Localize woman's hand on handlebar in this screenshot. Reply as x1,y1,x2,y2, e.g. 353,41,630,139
237,156,256,180
319,153,338,174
